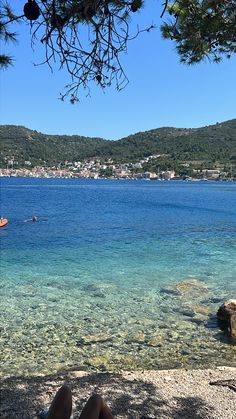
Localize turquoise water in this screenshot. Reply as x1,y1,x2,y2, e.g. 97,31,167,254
0,178,236,376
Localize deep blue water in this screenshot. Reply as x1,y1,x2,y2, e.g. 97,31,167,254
0,178,236,376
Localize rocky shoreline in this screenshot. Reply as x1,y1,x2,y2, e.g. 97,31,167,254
1,367,235,418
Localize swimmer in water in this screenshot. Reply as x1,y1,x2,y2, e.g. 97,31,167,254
24,216,38,223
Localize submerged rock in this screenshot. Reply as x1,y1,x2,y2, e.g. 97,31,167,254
217,299,236,339
86,355,109,368
178,308,195,318
76,333,112,346
175,279,208,295
146,335,164,347
128,332,146,344
159,288,181,296
201,297,222,304
190,317,206,326
188,304,212,316
82,282,113,298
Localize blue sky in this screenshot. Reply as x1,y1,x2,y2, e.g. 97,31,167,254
0,0,235,140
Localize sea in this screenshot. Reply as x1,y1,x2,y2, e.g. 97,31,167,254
0,177,236,377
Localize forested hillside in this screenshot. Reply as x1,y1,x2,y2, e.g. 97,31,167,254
0,125,109,167
0,120,235,170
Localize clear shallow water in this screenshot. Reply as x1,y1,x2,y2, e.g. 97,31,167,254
0,178,236,376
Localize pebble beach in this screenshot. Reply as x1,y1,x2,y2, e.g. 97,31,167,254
1,367,235,418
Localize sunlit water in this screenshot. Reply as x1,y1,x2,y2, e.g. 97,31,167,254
0,178,236,377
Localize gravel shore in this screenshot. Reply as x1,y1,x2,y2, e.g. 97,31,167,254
0,367,235,418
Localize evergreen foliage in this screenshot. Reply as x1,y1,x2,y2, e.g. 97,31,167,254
161,0,236,64
0,120,235,172
0,1,18,68
0,1,235,99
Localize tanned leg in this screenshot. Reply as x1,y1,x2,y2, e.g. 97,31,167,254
79,394,113,419
47,385,72,419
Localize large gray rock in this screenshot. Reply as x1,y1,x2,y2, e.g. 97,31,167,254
217,299,236,339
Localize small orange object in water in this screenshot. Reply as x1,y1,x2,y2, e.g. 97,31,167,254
0,218,8,228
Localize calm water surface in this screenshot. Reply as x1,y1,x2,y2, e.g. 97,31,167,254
0,178,236,376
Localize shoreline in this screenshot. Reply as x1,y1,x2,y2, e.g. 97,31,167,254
1,366,235,418
1,174,235,181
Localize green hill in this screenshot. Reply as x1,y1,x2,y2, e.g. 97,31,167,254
0,125,109,167
0,120,235,171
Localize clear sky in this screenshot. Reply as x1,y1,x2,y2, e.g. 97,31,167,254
0,0,235,140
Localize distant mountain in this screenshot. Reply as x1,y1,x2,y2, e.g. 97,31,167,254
0,119,235,169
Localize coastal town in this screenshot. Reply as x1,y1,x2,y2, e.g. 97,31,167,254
0,154,233,181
